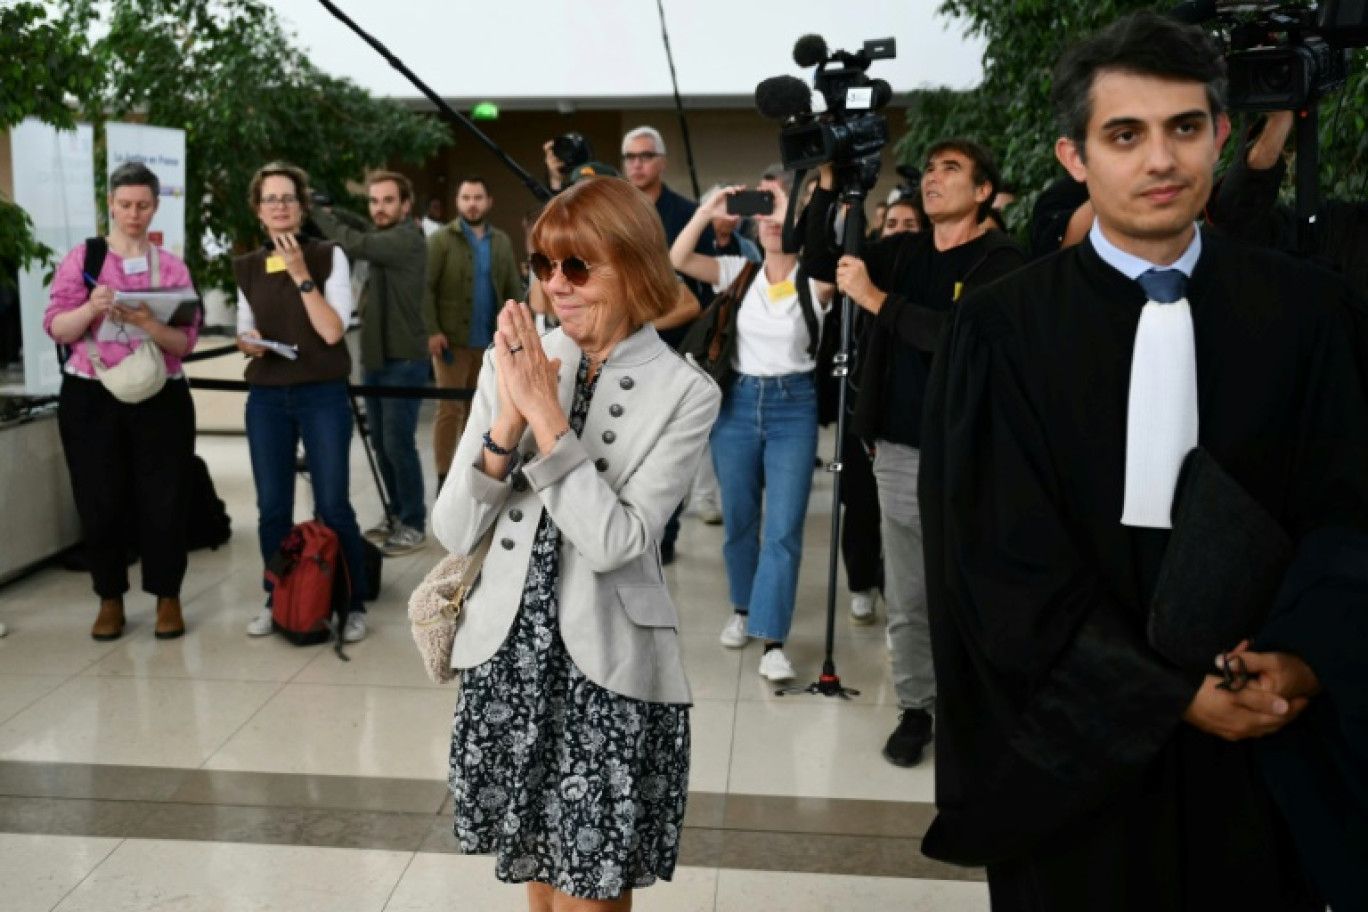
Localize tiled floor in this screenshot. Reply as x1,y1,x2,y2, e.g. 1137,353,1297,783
0,336,988,911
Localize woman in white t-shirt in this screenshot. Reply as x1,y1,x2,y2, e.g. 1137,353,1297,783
671,170,835,683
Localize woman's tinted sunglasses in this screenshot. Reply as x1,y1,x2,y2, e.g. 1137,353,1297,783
529,252,594,286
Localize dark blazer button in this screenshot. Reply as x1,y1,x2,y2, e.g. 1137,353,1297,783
595,458,609,472
602,431,616,444
619,376,635,390
509,508,523,522
512,474,528,492
609,404,624,418
500,538,515,550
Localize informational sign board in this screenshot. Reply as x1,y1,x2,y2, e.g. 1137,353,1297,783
106,122,187,257
11,118,96,395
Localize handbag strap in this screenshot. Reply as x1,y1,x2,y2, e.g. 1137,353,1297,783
467,526,497,578
708,260,762,364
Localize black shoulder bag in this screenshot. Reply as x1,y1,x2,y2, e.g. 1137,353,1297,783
680,260,762,390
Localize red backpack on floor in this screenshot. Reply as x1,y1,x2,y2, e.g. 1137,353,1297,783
265,520,351,659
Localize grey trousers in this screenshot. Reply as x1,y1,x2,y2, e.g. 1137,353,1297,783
872,441,935,712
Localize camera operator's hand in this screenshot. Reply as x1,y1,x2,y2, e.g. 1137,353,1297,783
836,255,887,315
1247,111,1294,172
817,164,836,191
543,140,566,191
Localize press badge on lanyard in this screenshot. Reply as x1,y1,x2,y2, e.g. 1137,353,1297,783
769,279,797,302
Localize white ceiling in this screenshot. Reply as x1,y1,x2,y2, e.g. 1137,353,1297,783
273,0,985,107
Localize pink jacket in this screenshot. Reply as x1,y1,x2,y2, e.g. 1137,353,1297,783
44,242,200,378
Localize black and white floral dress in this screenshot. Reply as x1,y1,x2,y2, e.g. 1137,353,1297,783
449,355,690,901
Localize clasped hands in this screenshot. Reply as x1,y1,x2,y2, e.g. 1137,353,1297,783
1183,640,1322,742
490,301,569,455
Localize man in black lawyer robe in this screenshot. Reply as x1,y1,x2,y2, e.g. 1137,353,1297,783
918,13,1368,911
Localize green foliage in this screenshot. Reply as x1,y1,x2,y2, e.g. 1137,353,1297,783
79,0,452,293
897,1,1368,233
0,2,103,280
5,0,451,294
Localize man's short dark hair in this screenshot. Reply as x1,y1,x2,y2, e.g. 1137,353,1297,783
926,139,1001,219
1052,11,1227,154
367,169,413,203
457,175,491,195
110,162,160,198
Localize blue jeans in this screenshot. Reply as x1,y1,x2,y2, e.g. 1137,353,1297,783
710,372,819,643
246,381,367,612
364,359,428,532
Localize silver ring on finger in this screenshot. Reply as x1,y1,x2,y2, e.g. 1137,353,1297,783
508,344,525,355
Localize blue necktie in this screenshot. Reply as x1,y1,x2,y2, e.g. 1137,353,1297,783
1136,268,1187,304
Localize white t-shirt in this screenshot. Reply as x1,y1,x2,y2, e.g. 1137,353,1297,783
237,246,354,335
714,255,827,377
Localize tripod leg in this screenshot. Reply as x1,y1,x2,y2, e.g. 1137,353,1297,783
349,389,393,520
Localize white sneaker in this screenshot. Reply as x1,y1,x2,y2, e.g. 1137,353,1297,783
364,517,395,543
759,648,796,682
850,589,878,625
246,608,274,637
719,613,748,648
381,525,427,557
694,498,723,525
343,612,368,643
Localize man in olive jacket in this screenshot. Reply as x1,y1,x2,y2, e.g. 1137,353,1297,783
423,176,523,491
312,170,430,556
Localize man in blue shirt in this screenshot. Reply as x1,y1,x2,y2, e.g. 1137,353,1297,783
423,176,523,492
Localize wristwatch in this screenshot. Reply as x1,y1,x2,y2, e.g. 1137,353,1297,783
297,279,316,294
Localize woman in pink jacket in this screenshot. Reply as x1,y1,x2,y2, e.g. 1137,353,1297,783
44,162,200,641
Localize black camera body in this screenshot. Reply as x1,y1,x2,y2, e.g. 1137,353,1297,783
1204,0,1367,110
756,35,896,185
550,132,591,173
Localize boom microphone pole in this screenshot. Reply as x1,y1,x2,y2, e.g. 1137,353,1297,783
314,0,552,204
655,0,701,199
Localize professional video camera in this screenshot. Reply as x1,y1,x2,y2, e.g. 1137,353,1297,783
1180,0,1368,110
754,35,896,190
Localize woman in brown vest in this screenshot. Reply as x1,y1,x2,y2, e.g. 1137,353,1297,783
234,162,368,642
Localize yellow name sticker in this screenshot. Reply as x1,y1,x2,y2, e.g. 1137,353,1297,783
768,279,797,301
265,255,287,274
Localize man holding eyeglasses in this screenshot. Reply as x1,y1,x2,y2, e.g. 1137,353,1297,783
312,170,431,557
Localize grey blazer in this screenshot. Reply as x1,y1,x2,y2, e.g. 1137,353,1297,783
431,324,722,705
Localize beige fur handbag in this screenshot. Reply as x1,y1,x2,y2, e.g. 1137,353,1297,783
407,531,494,684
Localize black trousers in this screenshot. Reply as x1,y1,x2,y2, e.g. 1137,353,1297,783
839,429,883,593
58,374,196,599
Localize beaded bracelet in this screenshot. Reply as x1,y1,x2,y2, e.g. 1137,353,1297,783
482,430,514,456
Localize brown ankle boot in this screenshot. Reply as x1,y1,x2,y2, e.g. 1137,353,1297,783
92,597,125,641
154,597,185,640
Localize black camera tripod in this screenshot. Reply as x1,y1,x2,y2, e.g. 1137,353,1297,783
777,166,878,701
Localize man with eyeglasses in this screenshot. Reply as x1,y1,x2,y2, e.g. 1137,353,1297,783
312,170,431,557
620,125,717,561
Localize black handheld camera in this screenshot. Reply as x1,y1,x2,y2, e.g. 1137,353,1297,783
550,132,592,174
